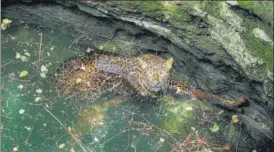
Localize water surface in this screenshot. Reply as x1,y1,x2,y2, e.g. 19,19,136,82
1,21,253,152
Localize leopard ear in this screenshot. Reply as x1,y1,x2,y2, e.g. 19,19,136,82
165,57,174,70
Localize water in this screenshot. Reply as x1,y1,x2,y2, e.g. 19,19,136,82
1,21,254,152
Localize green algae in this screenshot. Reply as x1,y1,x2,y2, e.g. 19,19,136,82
242,19,273,71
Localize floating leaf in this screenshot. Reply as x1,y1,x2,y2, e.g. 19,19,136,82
24,126,31,131
94,137,99,142
24,52,31,57
19,109,25,114
232,115,239,123
17,84,23,89
1,19,12,30
36,89,43,94
35,97,41,102
16,52,21,59
2,18,12,24
20,55,28,62
58,143,65,149
40,73,46,78
19,70,28,77
40,65,48,73
13,145,19,152
210,123,219,133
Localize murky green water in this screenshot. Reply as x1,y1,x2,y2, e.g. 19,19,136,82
2,22,254,152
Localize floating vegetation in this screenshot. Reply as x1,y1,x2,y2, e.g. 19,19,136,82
231,115,239,124
19,70,28,77
1,18,12,30
34,96,41,102
210,123,220,133
17,84,23,89
36,88,43,94
18,109,25,114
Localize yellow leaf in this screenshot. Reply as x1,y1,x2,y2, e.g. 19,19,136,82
232,115,239,123
16,52,21,59
210,123,219,133
35,97,41,102
58,143,65,149
19,70,28,77
1,19,12,30
1,24,7,30
2,19,12,24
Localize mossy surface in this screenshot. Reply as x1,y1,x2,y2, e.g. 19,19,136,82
239,3,273,72
237,1,273,24
135,1,189,28
242,20,273,72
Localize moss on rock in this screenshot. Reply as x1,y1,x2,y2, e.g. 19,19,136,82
237,1,273,25
241,17,273,71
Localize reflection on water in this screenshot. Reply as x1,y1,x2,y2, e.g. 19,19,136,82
1,21,254,152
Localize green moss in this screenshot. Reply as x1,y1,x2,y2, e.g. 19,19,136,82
137,2,184,21
136,1,164,19
243,21,273,71
137,1,162,11
202,1,221,17
237,1,253,8
237,1,271,16
237,1,273,24
162,3,180,16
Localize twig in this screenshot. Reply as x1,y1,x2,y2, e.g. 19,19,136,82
122,108,178,143
43,107,91,152
1,60,14,67
39,32,43,61
236,124,242,152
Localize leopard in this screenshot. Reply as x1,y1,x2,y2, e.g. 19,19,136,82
56,51,246,111
56,52,174,99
